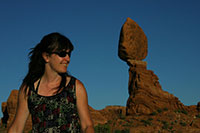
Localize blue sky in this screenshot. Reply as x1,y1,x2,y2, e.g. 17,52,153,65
0,0,200,118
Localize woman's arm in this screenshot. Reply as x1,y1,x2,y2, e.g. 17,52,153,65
76,80,94,133
8,88,30,133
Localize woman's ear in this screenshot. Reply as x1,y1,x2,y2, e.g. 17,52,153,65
42,52,50,63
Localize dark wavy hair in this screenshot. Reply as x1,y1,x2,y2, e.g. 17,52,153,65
20,32,74,95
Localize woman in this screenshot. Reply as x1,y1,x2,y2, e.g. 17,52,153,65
8,32,94,133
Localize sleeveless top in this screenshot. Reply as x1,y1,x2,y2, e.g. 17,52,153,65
28,77,81,133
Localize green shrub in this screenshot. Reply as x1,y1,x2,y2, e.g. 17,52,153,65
94,123,111,133
150,112,157,116
123,122,131,127
157,109,162,113
148,118,153,121
161,121,169,130
141,119,152,126
119,114,126,120
107,120,112,124
163,108,168,111
181,110,188,115
180,121,187,126
114,129,129,133
196,114,200,118
174,109,188,115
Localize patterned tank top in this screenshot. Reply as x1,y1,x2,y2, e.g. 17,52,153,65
28,77,81,133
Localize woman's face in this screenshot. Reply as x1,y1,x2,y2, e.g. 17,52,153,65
44,49,71,74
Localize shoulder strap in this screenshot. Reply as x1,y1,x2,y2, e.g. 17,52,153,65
35,79,41,93
70,76,76,85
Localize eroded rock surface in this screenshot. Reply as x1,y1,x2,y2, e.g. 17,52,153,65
126,61,188,115
118,18,189,115
2,90,32,133
118,17,148,62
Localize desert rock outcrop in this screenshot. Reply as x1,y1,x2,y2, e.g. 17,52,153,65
1,89,126,132
118,17,188,115
118,17,148,62
197,102,200,112
1,90,32,132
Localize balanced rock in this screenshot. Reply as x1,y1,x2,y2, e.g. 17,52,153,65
118,17,147,62
118,18,188,115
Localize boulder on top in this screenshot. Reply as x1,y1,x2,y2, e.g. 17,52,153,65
118,17,148,62
118,18,188,115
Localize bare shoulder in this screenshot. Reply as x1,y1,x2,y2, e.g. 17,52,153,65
75,79,85,89
19,84,29,98
75,79,87,96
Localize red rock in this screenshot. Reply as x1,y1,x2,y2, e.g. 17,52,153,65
126,61,188,115
2,90,32,133
118,17,148,61
197,102,200,112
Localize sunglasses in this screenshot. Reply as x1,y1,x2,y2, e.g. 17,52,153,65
51,51,71,57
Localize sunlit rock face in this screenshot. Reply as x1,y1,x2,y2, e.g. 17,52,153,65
2,90,32,133
126,61,188,115
118,17,148,62
118,17,188,115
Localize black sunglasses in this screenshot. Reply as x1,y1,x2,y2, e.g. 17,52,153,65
51,51,71,57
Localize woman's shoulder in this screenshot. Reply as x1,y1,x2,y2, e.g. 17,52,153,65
67,75,85,89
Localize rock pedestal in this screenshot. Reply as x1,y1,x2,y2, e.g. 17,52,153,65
126,60,187,115
118,18,188,115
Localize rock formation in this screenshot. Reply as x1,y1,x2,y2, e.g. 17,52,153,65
1,90,200,132
1,17,200,132
197,102,200,112
1,89,126,132
1,90,32,133
118,17,188,115
118,17,148,62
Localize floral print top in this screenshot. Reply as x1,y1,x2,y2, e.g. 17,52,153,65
28,77,81,133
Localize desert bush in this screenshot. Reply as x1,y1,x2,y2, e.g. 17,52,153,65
181,110,188,115
157,119,161,122
161,121,169,130
174,110,188,115
180,121,187,126
114,129,129,133
196,114,200,118
94,123,111,133
157,109,162,113
163,108,168,111
119,114,126,120
123,122,131,127
148,118,153,121
140,119,152,126
150,112,157,116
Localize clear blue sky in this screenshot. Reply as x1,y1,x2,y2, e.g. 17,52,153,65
0,0,200,118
